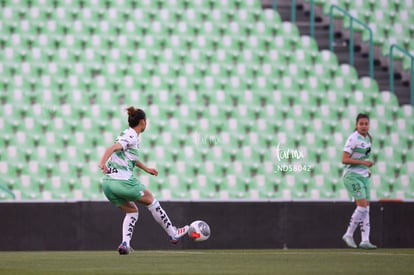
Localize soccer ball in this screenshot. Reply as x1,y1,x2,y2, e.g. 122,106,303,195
188,220,211,242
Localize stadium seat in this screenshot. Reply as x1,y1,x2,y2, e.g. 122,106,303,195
0,181,15,200
0,1,412,202
309,0,414,64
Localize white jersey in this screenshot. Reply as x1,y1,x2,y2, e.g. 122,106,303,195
105,127,140,180
343,131,372,177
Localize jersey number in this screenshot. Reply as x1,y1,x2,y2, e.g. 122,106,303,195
107,167,118,174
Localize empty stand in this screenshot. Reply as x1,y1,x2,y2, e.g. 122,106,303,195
0,0,413,201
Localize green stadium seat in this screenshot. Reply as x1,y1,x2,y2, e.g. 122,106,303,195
381,91,398,109
222,175,249,199
0,188,14,200
250,177,281,199
328,74,355,94
0,175,16,199
1,0,412,201
311,175,340,199
20,188,42,200
192,175,218,199
398,104,413,119
355,77,380,98
393,176,414,199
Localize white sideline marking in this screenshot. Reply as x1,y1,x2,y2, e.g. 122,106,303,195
348,252,414,257
144,250,414,257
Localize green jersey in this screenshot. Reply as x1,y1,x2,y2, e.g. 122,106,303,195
343,131,371,177
105,127,140,180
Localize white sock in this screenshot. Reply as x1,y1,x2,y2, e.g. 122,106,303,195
122,212,138,246
360,206,371,242
345,206,368,237
147,200,176,237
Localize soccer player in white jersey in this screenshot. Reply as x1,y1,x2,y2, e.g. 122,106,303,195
98,106,189,254
341,113,377,249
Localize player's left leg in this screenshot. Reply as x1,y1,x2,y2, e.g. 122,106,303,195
342,173,368,248
118,202,139,254
343,203,368,248
358,205,376,249
358,178,377,249
102,178,139,255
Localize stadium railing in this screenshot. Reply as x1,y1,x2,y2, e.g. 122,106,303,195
273,0,414,106
328,5,374,78
389,44,414,105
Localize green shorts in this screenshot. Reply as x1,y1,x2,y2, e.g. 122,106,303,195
102,177,146,207
343,172,371,201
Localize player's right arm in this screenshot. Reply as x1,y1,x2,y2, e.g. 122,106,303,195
98,143,123,173
342,134,374,167
342,152,374,167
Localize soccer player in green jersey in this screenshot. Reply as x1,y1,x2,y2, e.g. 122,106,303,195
341,113,377,249
98,106,189,255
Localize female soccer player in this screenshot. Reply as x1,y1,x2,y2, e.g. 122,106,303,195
98,106,189,254
341,113,377,249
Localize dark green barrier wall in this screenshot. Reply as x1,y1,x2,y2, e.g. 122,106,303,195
0,201,413,251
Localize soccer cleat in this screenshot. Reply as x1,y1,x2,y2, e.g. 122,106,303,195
359,241,377,249
342,234,357,248
118,242,131,255
170,225,190,244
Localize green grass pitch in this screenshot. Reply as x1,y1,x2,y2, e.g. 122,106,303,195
0,249,413,274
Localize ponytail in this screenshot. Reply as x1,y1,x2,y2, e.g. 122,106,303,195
126,106,146,128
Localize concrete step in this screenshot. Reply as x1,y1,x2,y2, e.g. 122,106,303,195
261,0,411,105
